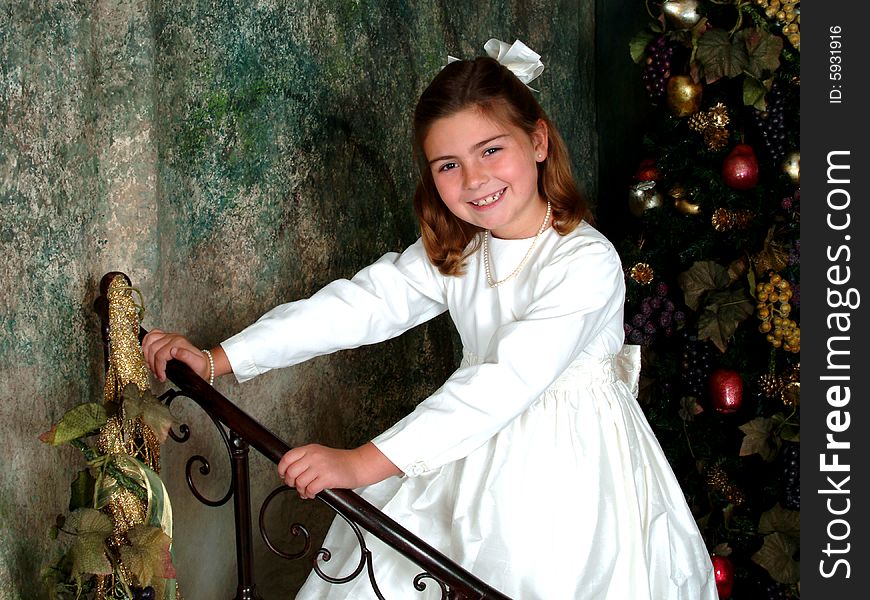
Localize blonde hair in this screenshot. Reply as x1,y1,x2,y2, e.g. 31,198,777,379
412,56,590,276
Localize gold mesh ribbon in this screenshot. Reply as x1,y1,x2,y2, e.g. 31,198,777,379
104,275,151,402
97,275,179,598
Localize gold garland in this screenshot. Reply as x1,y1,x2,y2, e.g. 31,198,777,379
98,276,180,598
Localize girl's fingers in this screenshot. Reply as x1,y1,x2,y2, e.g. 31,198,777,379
173,347,206,378
141,332,202,382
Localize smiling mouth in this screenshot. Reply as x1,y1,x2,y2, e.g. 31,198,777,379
469,188,505,207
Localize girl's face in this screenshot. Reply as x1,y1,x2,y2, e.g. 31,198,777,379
423,107,549,239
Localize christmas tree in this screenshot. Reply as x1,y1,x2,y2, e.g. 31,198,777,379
620,1,800,597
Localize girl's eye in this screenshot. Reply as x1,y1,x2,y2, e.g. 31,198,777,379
437,162,458,173
483,147,501,157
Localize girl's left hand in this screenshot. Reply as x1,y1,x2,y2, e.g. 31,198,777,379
277,442,402,499
278,444,364,499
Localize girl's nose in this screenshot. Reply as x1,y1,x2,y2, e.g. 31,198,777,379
463,163,488,190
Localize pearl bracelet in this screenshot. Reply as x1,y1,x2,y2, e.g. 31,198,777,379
201,349,215,386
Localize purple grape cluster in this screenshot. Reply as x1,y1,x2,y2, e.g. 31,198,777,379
641,36,674,102
133,587,156,600
679,334,717,398
781,441,800,510
753,82,788,162
763,580,790,600
787,239,800,267
624,282,685,346
789,281,800,309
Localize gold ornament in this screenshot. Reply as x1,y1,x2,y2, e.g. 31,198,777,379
754,271,800,353
666,75,703,117
780,363,800,407
711,207,753,231
669,183,701,215
706,465,745,506
758,373,783,399
629,262,655,285
753,227,790,276
782,362,800,383
688,102,731,150
781,379,800,407
781,151,800,184
755,0,800,51
663,0,702,29
628,180,664,217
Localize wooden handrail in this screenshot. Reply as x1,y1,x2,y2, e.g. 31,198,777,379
96,272,511,599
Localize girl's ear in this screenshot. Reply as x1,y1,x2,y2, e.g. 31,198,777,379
532,119,549,161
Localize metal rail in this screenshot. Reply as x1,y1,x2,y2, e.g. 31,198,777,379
95,272,511,600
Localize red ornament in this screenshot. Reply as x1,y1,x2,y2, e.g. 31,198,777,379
634,158,662,182
709,368,743,414
711,554,735,599
722,143,759,190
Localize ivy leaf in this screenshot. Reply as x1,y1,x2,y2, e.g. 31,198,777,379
66,508,113,578
697,289,755,352
68,469,96,512
120,525,177,587
739,417,779,462
122,384,177,443
752,532,800,584
771,412,800,443
40,403,108,446
740,28,783,80
678,261,731,311
630,31,656,64
743,76,769,110
679,396,704,421
66,507,113,535
696,28,749,83
712,542,733,557
758,503,800,540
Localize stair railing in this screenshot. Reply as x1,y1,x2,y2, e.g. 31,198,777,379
95,272,512,600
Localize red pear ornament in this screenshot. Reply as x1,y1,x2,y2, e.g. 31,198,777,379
722,144,760,190
711,554,735,599
709,368,743,414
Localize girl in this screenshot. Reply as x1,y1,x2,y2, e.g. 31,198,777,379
144,40,716,599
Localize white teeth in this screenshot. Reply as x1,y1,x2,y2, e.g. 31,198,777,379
471,189,504,206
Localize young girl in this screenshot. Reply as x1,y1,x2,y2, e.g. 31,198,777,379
144,40,716,599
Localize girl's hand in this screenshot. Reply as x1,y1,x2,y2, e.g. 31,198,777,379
142,329,209,382
277,442,402,499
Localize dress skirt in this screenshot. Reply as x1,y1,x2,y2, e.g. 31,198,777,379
295,345,716,599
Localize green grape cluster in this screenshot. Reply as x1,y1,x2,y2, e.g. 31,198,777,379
755,273,800,353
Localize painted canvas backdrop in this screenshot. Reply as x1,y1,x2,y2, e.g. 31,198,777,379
0,1,607,597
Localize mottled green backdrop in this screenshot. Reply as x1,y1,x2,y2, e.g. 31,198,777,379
0,1,642,598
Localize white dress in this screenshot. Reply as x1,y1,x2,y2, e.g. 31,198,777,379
221,222,716,600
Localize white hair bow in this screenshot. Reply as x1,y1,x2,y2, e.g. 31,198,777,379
448,38,545,92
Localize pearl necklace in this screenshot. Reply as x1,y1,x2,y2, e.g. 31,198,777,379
483,200,552,288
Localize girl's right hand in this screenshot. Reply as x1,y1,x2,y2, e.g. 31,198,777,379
142,329,209,383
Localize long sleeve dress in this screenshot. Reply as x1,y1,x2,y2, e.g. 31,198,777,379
220,221,717,600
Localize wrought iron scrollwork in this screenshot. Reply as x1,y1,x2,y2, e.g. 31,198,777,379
413,572,449,598
307,511,451,599
311,511,385,599
259,485,311,560
159,389,190,443
160,390,234,507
